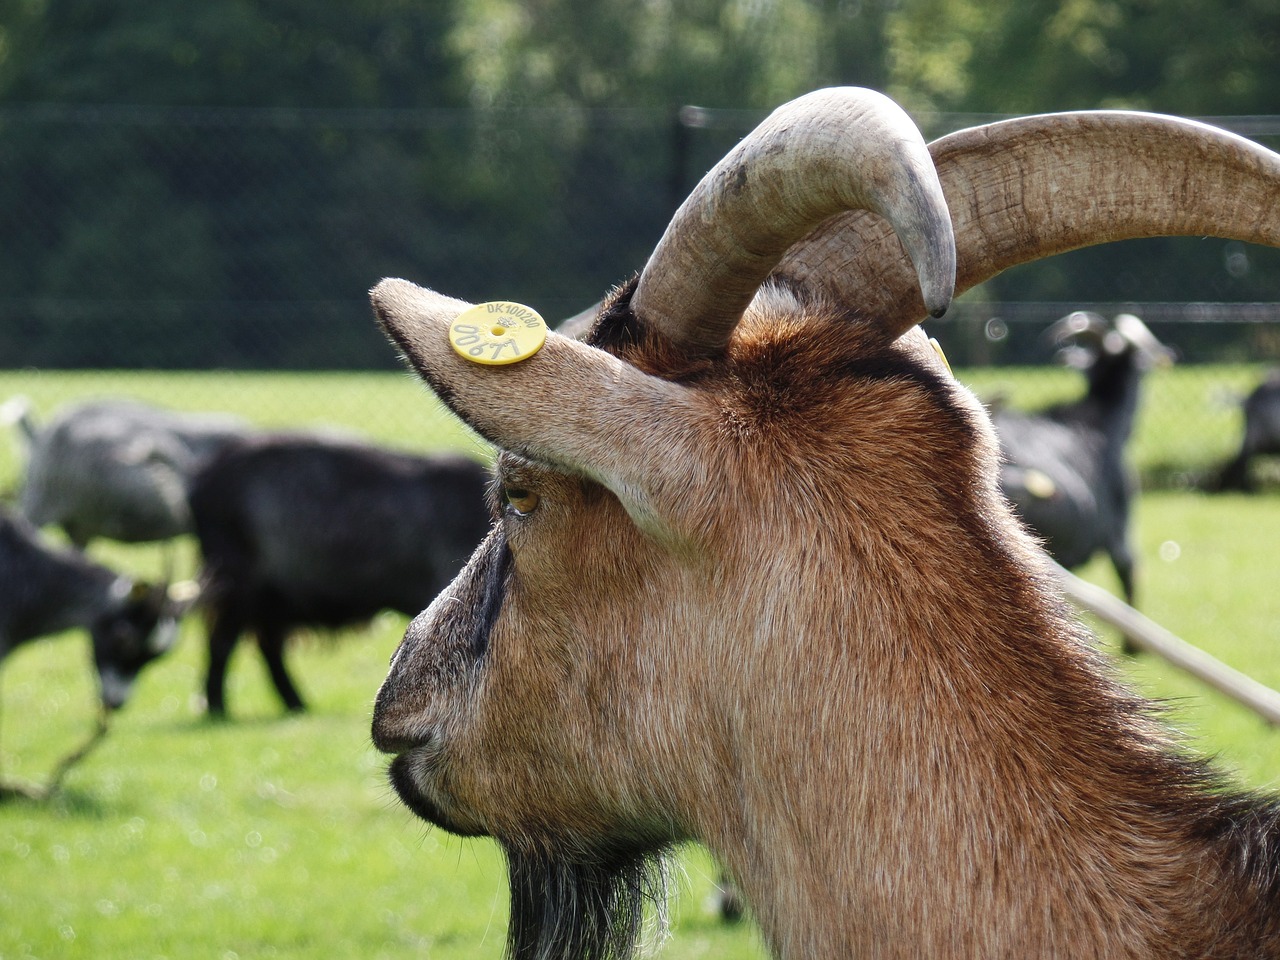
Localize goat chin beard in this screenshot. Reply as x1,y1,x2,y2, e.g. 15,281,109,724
501,838,670,960
391,750,672,960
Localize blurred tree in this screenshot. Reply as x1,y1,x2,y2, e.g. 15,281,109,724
888,0,1280,115
451,0,824,109
0,0,463,108
0,0,1276,367
887,0,1280,306
0,0,473,366
440,0,912,305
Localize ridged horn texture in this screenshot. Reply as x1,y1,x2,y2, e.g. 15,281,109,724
777,110,1280,342
631,86,956,359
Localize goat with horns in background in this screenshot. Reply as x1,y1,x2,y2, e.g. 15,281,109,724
370,88,1280,959
993,310,1173,612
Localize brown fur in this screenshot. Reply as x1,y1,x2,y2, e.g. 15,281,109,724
373,280,1280,959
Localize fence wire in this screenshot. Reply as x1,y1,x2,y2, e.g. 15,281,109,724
1,105,1278,491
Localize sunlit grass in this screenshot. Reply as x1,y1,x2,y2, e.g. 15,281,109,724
1091,489,1280,790
1,369,1277,959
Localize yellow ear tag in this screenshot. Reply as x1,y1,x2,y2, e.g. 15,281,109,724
449,301,548,366
928,337,953,377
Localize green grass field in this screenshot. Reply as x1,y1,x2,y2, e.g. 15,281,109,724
1,368,1279,960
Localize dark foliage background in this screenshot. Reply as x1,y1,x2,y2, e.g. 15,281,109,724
0,0,1277,368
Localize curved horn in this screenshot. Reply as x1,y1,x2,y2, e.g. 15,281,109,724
778,111,1280,341
632,86,956,359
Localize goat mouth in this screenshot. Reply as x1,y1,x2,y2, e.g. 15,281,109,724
387,752,488,838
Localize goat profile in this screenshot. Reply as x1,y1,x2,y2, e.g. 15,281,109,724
370,88,1280,959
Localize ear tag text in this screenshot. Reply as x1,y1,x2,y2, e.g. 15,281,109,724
449,302,548,366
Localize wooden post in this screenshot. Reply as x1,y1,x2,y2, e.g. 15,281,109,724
1055,563,1280,725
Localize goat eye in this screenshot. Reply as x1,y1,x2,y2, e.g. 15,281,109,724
502,487,540,517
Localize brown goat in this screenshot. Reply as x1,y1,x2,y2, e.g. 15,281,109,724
370,88,1280,959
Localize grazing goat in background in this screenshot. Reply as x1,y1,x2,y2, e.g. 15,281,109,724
369,88,1280,959
993,311,1172,609
1217,368,1280,491
6,397,251,547
0,507,182,710
188,432,490,717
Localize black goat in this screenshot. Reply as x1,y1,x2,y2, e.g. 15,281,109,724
0,508,181,710
188,433,492,717
993,312,1171,609
7,396,251,547
1217,368,1280,492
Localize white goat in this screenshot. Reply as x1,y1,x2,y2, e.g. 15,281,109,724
8,397,250,547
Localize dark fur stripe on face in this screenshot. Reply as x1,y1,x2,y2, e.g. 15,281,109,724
503,842,668,960
472,529,512,658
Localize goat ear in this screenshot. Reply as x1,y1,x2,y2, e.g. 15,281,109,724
371,279,702,535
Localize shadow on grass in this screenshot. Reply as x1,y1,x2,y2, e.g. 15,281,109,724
0,777,116,817
167,707,322,732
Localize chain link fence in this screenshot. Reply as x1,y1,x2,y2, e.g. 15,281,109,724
0,103,695,370
2,104,1278,492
